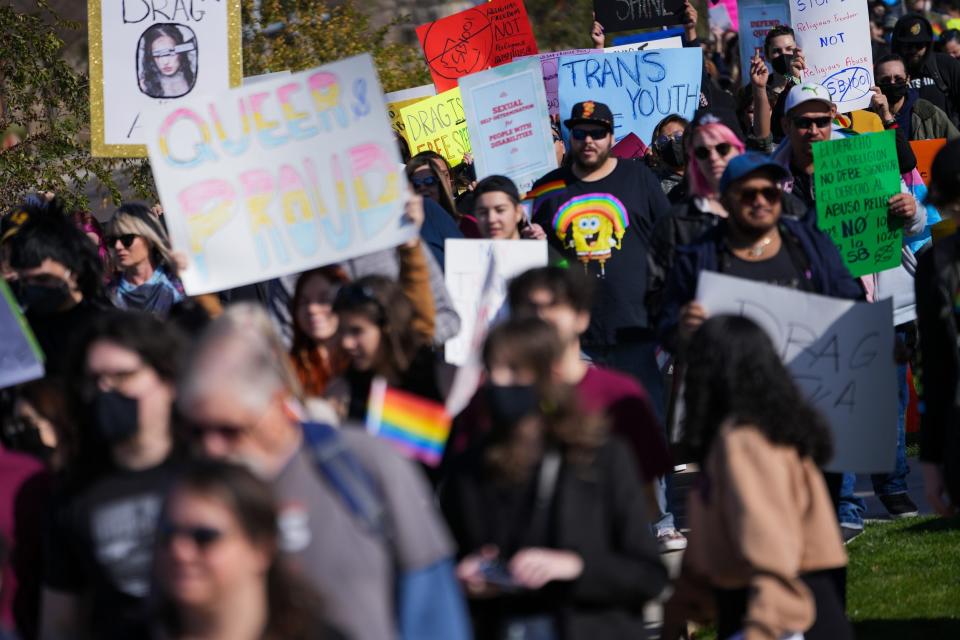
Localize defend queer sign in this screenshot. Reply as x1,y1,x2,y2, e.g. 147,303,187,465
813,131,902,277
459,58,557,195
88,0,242,157
738,3,790,84
417,0,538,93
557,48,702,143
697,272,897,473
399,87,472,167
145,54,413,295
790,0,874,112
593,0,685,32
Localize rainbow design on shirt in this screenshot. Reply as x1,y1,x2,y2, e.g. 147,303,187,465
552,193,629,275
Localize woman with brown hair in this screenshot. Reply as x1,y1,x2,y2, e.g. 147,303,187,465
406,152,482,238
440,317,667,640
288,266,350,398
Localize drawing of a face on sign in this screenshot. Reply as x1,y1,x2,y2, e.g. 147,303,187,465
420,9,493,82
137,23,198,99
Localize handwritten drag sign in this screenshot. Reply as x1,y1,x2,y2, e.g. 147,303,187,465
813,131,902,277
697,272,897,473
145,54,413,295
88,0,242,157
790,0,874,112
593,0,685,32
557,48,702,144
385,84,436,137
460,58,558,195
417,0,539,93
399,87,472,167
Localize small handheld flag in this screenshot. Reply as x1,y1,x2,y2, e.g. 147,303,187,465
366,377,452,466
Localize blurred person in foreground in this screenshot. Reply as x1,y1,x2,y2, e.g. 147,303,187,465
179,303,469,640
41,311,187,640
441,317,667,639
131,461,343,639
663,316,851,640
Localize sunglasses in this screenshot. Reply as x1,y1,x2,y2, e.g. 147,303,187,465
737,186,782,204
160,523,224,548
693,142,733,160
411,175,439,188
571,127,609,141
106,234,138,249
791,116,832,131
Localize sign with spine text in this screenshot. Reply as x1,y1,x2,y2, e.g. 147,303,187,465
145,54,413,295
399,87,472,167
593,0,685,32
88,0,242,157
557,48,702,144
697,272,897,473
813,131,902,277
790,0,874,112
459,59,558,196
386,84,437,138
0,280,44,390
738,3,790,86
416,0,539,93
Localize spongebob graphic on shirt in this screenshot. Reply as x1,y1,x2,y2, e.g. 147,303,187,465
552,193,630,275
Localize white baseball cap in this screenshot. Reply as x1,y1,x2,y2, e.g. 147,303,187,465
784,82,834,114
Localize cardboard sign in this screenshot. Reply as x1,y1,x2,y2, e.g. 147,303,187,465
910,138,947,185
790,0,874,112
519,49,596,117
737,3,790,85
145,54,413,295
557,49,703,144
88,0,242,157
445,239,548,365
385,84,437,137
697,271,897,473
0,280,44,390
416,0,539,93
603,34,684,53
593,0,685,32
459,59,558,195
399,87,472,167
813,131,902,277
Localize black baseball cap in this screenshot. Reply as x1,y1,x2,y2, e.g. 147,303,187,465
894,14,934,44
564,101,614,131
926,138,960,207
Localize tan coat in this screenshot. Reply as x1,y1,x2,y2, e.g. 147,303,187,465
664,424,847,640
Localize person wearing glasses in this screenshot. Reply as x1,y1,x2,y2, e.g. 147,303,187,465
136,461,343,639
40,311,187,640
406,153,482,239
105,203,184,317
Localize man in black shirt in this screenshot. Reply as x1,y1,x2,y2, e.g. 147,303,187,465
892,14,960,127
529,102,683,550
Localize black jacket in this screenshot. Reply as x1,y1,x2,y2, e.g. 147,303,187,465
441,438,668,640
892,17,960,126
914,233,960,503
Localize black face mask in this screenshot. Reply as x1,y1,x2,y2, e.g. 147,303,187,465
484,384,539,429
879,81,909,103
91,390,140,445
771,53,794,76
654,134,686,169
17,282,71,316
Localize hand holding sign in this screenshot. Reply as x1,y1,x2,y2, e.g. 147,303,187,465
593,0,685,33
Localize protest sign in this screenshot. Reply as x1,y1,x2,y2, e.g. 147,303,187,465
604,34,684,53
520,49,596,117
611,132,649,158
243,70,291,86
88,0,242,157
386,84,436,137
416,0,538,93
445,239,548,365
593,0,685,32
459,59,557,195
145,54,413,295
611,26,685,46
399,87,472,167
738,3,790,84
813,131,902,277
709,3,734,30
720,0,741,29
910,138,947,185
697,271,897,473
557,48,702,143
790,0,874,112
0,280,44,390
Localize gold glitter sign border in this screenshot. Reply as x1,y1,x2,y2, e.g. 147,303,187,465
88,0,243,158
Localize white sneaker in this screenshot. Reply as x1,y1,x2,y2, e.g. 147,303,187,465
657,528,687,552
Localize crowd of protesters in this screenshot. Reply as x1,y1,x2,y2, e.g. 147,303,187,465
3,2,960,640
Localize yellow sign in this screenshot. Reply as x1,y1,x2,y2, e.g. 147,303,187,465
398,87,472,167
385,84,436,138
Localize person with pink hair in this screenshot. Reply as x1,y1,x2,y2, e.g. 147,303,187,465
70,210,114,282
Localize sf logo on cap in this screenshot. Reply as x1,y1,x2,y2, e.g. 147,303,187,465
582,101,595,118
911,22,922,35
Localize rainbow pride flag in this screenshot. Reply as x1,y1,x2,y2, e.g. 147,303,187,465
366,378,452,466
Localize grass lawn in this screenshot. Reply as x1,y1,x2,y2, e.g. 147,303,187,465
847,516,960,639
